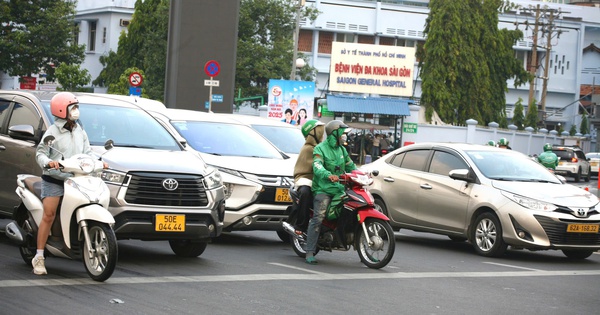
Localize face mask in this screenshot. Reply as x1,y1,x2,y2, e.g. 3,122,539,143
341,134,347,142
69,107,80,121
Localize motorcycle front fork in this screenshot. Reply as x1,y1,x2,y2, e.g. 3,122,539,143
79,221,94,259
360,222,373,246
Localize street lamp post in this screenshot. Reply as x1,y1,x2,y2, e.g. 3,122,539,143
290,0,303,80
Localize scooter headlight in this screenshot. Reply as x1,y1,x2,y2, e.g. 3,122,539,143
78,157,96,173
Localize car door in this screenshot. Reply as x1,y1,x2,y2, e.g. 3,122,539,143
0,95,45,217
378,149,431,226
415,149,472,233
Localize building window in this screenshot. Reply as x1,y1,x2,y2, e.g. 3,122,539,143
298,30,313,52
73,23,79,45
103,27,106,44
379,37,395,46
358,35,374,44
336,33,355,43
89,21,97,51
318,31,334,54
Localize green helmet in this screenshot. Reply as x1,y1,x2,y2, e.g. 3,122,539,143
498,138,509,146
301,119,325,138
486,140,496,146
543,143,553,152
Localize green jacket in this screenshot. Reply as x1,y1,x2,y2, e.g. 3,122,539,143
312,133,356,196
538,151,559,170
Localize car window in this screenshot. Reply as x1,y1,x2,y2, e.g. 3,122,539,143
389,152,405,167
586,153,600,159
399,149,429,171
467,150,560,182
428,150,468,176
8,102,39,129
42,102,181,150
576,150,586,160
0,101,10,131
170,120,284,159
250,124,304,154
553,150,572,160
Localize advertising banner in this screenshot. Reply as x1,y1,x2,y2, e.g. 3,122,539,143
329,42,415,97
267,79,315,126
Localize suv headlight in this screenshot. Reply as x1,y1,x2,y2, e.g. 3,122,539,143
502,192,557,211
101,169,127,185
204,168,223,190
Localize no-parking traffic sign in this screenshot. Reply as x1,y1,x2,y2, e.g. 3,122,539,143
129,72,143,87
204,60,220,77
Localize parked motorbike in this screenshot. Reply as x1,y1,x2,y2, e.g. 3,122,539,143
282,169,395,269
5,136,118,282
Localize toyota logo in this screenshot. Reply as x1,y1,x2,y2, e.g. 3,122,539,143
162,178,179,191
577,208,588,217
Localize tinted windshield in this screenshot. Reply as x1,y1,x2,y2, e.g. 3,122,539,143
170,121,284,159
466,150,561,183
251,124,304,154
43,102,181,150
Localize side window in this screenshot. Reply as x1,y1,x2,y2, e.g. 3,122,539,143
400,149,429,171
389,152,405,168
0,100,10,133
8,102,39,129
429,151,468,176
576,150,585,160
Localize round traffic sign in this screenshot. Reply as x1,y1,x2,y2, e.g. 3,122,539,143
129,72,143,87
204,60,220,77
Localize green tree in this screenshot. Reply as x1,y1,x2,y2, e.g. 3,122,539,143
55,63,91,92
0,0,85,82
108,67,149,98
512,98,525,130
580,115,589,135
524,98,538,130
94,0,169,101
569,124,577,136
236,0,319,100
417,0,530,125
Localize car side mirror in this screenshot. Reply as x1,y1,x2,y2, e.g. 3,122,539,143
449,169,473,182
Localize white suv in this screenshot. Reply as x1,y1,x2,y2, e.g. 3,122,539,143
552,145,591,182
149,109,297,241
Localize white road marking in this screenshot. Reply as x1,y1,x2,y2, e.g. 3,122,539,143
268,262,327,275
482,262,544,271
1,269,599,288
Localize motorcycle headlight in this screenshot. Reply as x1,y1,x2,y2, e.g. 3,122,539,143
503,192,557,211
101,169,128,185
204,168,223,190
354,174,373,186
78,157,96,173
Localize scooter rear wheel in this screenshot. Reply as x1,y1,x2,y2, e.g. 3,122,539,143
356,218,395,269
82,222,118,282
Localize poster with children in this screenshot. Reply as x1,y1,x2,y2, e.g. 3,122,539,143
267,79,315,126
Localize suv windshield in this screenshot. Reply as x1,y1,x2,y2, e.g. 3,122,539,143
170,120,284,159
42,102,181,150
467,150,561,183
251,124,304,154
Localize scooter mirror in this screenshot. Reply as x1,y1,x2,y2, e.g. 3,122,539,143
104,139,114,151
43,135,56,146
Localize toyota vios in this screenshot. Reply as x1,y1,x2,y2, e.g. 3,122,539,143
362,142,600,259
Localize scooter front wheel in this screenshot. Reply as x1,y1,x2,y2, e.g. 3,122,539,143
291,234,319,258
16,213,36,266
357,218,395,269
82,222,118,282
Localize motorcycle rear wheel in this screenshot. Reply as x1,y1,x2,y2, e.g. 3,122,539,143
82,222,118,282
356,218,395,269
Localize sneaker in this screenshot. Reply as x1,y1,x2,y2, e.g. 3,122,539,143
32,256,47,275
305,256,318,265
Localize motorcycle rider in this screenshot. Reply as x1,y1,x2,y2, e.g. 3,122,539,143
33,92,105,275
486,140,496,146
498,138,511,149
290,119,325,235
538,143,559,170
305,120,357,264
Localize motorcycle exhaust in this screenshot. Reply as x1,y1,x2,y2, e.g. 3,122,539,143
282,222,302,240
5,221,26,245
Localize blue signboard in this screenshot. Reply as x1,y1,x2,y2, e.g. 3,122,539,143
129,87,142,96
212,94,223,102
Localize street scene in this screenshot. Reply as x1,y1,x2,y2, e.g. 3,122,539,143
1,0,600,314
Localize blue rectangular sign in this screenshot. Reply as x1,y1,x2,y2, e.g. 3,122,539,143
129,87,142,96
212,94,223,102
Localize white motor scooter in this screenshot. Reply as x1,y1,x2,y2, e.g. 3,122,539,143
5,136,118,282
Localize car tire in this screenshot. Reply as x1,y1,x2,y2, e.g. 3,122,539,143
169,240,208,257
585,167,590,182
574,168,581,182
562,249,594,260
470,212,507,257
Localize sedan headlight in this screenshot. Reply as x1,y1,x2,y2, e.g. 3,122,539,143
204,168,223,190
101,169,128,185
503,192,557,211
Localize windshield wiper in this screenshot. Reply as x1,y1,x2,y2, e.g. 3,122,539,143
113,144,154,149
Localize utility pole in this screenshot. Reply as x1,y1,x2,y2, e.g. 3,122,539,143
527,5,541,110
540,8,564,112
289,0,304,80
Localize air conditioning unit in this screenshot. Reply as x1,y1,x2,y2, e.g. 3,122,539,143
119,19,130,27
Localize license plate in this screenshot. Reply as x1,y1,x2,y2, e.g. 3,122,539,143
591,162,599,167
155,214,185,232
275,188,292,203
558,161,564,165
566,224,599,233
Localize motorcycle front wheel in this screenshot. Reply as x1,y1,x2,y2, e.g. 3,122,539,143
356,218,395,269
16,212,36,266
291,234,319,258
82,222,118,282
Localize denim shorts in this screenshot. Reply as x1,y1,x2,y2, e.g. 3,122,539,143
41,179,64,199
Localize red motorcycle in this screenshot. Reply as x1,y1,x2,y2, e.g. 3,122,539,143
283,170,395,269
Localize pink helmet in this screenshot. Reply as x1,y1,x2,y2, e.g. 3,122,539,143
50,92,79,119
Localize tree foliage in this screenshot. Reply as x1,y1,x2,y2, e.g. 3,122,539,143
512,98,525,130
524,98,538,129
94,0,169,101
55,63,91,91
0,0,85,82
236,0,319,100
417,0,530,126
569,124,577,136
580,115,589,135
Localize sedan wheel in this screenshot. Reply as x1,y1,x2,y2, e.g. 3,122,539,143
471,212,507,257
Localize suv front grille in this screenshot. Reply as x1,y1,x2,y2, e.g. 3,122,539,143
534,215,600,246
125,172,208,207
